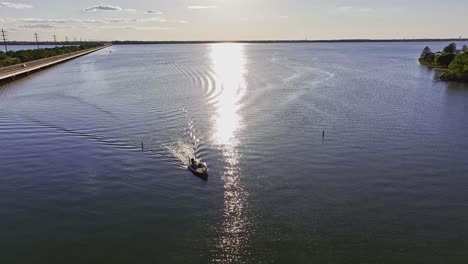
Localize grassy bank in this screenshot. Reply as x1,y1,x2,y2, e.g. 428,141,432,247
0,44,103,67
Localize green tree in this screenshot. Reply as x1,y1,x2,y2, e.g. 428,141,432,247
425,53,436,64
443,43,457,54
448,52,468,80
463,45,468,52
0,57,20,67
420,46,433,58
435,53,456,67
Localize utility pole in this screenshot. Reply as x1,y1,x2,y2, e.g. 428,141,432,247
1,28,7,52
34,32,39,49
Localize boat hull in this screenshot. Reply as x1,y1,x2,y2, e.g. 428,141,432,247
188,166,209,179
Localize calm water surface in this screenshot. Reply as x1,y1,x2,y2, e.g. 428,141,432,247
1,42,468,263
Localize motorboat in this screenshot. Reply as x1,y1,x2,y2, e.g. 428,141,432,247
188,158,208,178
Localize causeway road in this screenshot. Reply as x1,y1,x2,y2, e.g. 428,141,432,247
0,44,111,82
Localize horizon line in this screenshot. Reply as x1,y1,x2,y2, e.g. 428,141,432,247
4,38,468,45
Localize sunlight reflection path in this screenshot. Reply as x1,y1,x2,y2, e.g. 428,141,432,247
210,44,251,263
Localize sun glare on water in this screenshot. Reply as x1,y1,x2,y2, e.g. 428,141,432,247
211,43,247,148
209,43,252,263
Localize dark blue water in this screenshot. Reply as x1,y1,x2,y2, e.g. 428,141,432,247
1,42,468,263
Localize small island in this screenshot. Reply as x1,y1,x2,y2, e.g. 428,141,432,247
419,43,468,82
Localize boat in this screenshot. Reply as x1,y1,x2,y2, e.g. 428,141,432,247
188,158,209,178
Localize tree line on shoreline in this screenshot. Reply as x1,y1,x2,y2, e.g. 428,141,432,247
419,43,468,82
0,44,103,68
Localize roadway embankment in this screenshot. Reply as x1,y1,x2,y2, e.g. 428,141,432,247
0,44,111,84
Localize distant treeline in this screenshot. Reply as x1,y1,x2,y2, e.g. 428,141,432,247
0,44,103,67
112,38,468,45
419,43,468,82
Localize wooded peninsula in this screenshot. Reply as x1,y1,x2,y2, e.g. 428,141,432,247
419,43,468,82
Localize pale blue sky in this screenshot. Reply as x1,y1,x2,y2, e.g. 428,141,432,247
0,0,467,41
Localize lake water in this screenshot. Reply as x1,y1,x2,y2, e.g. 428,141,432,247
1,42,468,263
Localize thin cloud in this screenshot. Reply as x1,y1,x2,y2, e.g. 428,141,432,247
187,5,217,9
102,25,175,31
335,6,375,16
85,5,122,11
101,25,138,30
141,17,167,23
15,17,169,24
0,2,32,9
19,18,106,24
279,16,289,19
74,19,105,24
145,10,163,15
137,26,175,31
75,18,137,23
20,24,56,29
105,18,138,23
21,18,67,23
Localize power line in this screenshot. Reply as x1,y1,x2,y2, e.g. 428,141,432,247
1,28,7,52
34,32,39,49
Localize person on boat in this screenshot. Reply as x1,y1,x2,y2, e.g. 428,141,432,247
190,158,196,167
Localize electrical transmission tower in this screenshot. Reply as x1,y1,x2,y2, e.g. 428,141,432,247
65,36,68,43
34,32,39,49
1,28,7,52
54,34,57,47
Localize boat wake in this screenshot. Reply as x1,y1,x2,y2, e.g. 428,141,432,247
165,138,196,167
13,114,181,163
164,108,206,168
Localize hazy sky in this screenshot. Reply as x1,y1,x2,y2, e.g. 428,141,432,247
0,0,467,41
